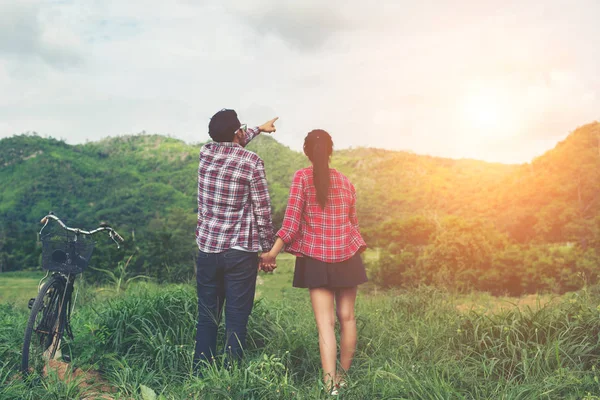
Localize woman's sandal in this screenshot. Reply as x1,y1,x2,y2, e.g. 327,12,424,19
329,380,346,396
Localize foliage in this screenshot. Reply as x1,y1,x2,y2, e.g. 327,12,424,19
370,214,600,295
418,216,508,291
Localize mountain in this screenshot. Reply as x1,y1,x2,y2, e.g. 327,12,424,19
331,147,520,234
0,133,304,276
0,122,598,277
489,123,600,243
334,123,599,245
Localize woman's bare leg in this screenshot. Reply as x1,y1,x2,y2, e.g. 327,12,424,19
310,287,337,390
335,286,358,382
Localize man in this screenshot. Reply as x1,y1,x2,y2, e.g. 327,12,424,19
194,108,278,371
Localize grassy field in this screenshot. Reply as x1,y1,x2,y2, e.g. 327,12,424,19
0,271,43,308
255,253,298,300
2,258,600,399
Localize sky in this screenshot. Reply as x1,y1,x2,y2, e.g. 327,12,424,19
0,0,599,164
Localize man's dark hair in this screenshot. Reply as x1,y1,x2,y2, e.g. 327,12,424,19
208,109,241,142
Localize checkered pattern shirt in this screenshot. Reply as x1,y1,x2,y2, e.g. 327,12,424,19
196,127,274,253
277,167,367,263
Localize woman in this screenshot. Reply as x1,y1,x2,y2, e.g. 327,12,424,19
261,129,367,394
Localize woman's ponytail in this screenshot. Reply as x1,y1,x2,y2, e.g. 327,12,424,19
303,130,333,209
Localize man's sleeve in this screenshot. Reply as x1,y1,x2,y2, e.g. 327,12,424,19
244,126,261,146
249,158,275,251
196,157,203,240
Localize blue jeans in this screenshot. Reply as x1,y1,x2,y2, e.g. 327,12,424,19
193,249,258,370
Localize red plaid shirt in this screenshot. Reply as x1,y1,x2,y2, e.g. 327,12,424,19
277,167,367,263
196,127,274,253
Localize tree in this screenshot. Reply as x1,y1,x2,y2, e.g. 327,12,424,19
421,217,507,291
377,215,437,249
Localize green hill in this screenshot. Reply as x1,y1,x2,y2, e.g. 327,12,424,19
332,148,519,234
489,123,600,243
335,122,600,246
0,123,598,283
0,133,305,278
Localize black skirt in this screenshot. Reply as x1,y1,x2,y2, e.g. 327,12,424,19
293,253,368,289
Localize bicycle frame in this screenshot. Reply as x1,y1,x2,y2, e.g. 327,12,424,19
45,274,73,361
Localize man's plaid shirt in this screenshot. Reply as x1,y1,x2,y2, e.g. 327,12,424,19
277,167,367,263
196,127,274,253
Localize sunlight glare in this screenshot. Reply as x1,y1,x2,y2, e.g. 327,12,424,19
463,94,500,130
459,84,518,140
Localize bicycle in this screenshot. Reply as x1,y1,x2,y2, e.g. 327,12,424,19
21,212,124,376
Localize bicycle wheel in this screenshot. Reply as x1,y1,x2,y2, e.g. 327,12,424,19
21,275,68,375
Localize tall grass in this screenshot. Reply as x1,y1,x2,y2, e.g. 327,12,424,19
2,283,600,399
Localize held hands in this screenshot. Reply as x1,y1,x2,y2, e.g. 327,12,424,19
259,117,278,134
259,238,283,273
259,251,277,273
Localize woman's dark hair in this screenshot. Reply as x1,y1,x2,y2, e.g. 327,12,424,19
303,129,333,209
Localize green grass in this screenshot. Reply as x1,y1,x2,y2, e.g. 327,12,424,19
256,252,298,301
0,271,44,308
3,262,600,399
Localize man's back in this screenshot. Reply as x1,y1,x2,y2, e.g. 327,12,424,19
196,127,274,253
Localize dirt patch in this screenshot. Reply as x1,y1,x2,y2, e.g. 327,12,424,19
23,150,43,161
43,360,119,400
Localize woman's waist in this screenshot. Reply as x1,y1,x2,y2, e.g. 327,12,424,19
286,237,366,258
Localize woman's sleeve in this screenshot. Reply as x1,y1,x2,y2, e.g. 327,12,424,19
277,171,305,244
349,183,360,231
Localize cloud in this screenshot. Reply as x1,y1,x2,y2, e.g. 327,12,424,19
226,0,356,50
0,0,599,164
0,1,83,68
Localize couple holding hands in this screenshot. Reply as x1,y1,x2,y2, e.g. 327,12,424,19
194,109,367,394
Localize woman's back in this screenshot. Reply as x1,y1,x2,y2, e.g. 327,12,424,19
277,166,366,263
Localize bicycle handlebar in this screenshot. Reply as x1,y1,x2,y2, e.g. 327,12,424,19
40,213,125,248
